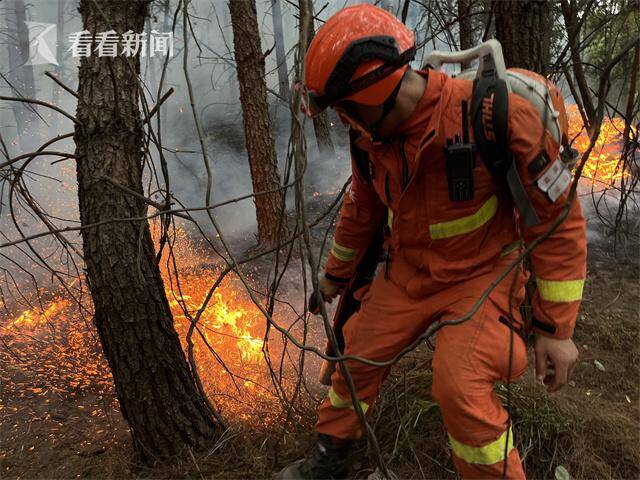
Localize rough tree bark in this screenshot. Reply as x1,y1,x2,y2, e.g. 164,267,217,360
300,0,335,155
494,0,551,73
229,0,288,248
272,0,291,102
73,0,219,462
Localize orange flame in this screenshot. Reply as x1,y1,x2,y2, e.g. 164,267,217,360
2,224,299,423
10,298,70,327
567,104,632,186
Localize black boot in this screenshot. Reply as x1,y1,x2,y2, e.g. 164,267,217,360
277,434,353,479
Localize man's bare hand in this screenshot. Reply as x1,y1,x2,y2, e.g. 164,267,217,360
319,276,342,304
534,335,579,393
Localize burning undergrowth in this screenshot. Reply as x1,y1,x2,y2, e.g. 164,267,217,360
0,106,635,476
0,222,322,430
567,104,635,187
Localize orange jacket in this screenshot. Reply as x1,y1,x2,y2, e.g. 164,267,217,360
325,70,586,339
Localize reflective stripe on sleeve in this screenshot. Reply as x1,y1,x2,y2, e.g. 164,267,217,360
328,387,369,414
429,195,498,240
537,278,585,302
449,427,514,465
330,242,358,262
387,208,394,231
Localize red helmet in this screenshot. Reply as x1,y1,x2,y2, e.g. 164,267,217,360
304,4,415,116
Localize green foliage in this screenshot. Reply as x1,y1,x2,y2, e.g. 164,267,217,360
554,465,571,480
580,0,638,100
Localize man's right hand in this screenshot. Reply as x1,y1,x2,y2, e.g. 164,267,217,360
319,275,343,304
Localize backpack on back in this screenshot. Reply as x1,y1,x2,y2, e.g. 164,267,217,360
425,40,577,227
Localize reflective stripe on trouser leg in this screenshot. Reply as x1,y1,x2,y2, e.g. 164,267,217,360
315,273,432,441
328,386,369,414
452,444,524,480
431,274,527,479
316,370,382,440
330,242,358,262
449,426,514,465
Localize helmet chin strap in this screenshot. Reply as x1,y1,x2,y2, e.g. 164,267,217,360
369,68,408,135
339,68,409,142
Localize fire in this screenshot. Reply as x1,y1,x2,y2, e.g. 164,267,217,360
169,285,265,367
210,291,263,364
2,295,113,395
158,226,266,370
1,224,304,424
567,104,632,186
10,297,70,327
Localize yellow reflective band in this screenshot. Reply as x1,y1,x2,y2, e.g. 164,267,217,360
449,427,514,465
328,387,369,414
330,242,358,262
537,278,585,302
429,195,498,240
387,208,394,231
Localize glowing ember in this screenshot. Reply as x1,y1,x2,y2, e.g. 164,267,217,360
10,298,70,327
1,224,303,424
2,297,113,396
567,104,632,186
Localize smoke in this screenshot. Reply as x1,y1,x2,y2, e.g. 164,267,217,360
1,0,636,299
0,0,338,273
577,180,640,247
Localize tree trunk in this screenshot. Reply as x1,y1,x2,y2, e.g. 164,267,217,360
272,0,291,102
457,0,473,69
6,0,38,146
73,0,219,462
229,0,287,248
300,0,335,155
560,0,596,127
482,0,496,42
494,0,550,74
52,0,66,111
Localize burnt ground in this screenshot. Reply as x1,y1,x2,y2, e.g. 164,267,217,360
1,224,639,479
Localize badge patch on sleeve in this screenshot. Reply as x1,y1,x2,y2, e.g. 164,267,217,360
537,158,571,202
548,168,572,202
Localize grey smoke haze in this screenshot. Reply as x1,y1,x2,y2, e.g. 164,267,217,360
0,0,634,293
0,0,355,296
0,0,460,247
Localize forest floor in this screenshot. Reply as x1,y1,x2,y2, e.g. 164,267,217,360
1,221,638,479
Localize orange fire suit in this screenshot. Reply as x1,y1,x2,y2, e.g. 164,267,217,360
315,70,586,479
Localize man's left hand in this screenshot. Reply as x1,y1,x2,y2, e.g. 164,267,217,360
534,335,579,393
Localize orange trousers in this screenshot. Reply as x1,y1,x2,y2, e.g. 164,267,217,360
315,258,528,479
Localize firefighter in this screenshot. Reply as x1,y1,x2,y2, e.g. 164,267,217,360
279,4,586,479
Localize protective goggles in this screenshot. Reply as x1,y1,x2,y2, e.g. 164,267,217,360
305,35,416,117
